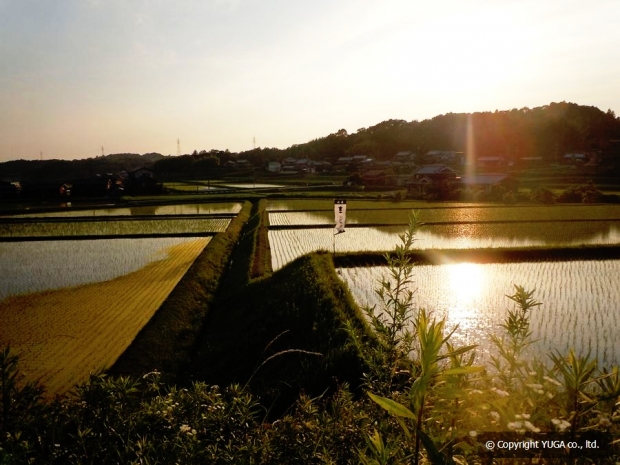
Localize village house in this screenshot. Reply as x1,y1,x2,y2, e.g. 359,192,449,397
407,164,458,197
129,167,155,180
394,151,416,163
267,161,282,173
70,176,114,197
423,150,464,166
360,170,387,186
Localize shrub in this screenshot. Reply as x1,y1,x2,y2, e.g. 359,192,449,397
531,187,556,204
557,183,602,203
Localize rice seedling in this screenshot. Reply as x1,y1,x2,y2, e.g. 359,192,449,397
268,204,620,226
338,260,620,367
0,218,231,238
0,237,211,397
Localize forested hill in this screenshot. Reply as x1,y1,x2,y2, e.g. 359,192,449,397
277,102,620,164
2,102,620,181
0,153,164,182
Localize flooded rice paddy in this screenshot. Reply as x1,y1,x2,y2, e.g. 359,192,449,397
1,202,243,218
339,260,620,367
269,224,620,271
0,237,209,299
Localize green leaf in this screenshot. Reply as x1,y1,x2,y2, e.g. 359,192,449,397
368,392,416,419
419,429,456,465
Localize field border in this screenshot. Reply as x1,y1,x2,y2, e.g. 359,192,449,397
334,244,620,266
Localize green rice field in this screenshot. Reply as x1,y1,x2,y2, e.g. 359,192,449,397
269,204,620,226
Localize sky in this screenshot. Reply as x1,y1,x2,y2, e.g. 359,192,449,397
1,0,619,161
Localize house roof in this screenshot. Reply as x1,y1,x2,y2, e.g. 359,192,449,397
564,153,586,159
415,164,455,175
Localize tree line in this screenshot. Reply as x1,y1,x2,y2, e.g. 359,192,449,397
2,102,620,182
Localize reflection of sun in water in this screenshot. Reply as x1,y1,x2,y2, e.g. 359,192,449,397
444,263,486,347
448,263,484,305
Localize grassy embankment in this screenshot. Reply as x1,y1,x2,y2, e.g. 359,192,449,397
189,251,372,416
109,201,252,379
250,199,273,279
334,244,620,267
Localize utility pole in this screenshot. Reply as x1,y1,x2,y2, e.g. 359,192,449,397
177,138,181,156
253,136,256,150
101,145,104,157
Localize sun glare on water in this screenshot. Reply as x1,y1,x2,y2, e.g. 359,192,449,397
440,262,488,349
447,262,484,306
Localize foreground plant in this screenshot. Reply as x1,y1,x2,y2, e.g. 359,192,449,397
366,310,481,465
350,210,483,464
346,210,422,395
489,285,541,391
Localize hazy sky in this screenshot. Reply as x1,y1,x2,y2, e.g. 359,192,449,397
1,0,619,161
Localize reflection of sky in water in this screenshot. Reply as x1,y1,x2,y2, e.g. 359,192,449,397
339,260,620,367
0,237,207,299
1,202,242,218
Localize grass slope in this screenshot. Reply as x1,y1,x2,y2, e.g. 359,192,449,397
189,252,372,415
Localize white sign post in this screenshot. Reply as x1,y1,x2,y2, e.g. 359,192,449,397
333,198,346,256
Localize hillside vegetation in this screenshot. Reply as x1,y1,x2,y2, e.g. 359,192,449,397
3,102,620,183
